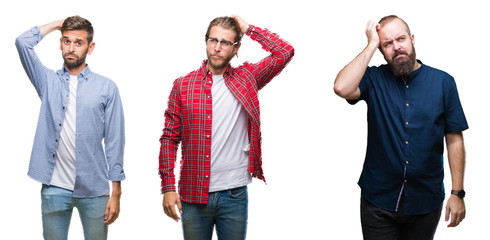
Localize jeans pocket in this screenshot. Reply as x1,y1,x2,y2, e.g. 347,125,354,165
228,186,248,200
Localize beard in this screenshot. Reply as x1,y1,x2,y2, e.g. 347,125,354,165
63,49,88,69
385,44,416,78
206,50,234,71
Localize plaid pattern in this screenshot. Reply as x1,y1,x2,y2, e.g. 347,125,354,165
159,25,294,204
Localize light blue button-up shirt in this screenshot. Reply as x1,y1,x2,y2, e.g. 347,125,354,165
16,26,125,198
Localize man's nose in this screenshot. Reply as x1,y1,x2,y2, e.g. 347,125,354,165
214,41,222,51
393,41,402,51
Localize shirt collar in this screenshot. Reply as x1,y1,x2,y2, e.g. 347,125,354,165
57,64,93,80
200,60,234,77
409,60,424,79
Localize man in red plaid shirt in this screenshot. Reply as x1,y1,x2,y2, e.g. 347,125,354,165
159,15,294,239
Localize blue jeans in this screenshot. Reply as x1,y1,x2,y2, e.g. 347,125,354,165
361,196,442,240
41,185,109,240
181,186,248,240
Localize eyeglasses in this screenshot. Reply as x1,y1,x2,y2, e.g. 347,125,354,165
206,37,239,49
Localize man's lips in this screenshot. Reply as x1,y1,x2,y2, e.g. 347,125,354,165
393,51,407,59
211,54,223,59
65,54,78,60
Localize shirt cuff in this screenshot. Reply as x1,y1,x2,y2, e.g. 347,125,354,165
108,170,125,182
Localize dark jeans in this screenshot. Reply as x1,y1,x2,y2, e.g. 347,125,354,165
361,196,442,240
181,186,248,240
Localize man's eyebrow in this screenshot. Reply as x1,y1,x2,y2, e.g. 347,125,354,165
382,39,393,45
62,36,85,42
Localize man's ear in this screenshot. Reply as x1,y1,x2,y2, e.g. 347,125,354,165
233,42,241,56
88,42,95,55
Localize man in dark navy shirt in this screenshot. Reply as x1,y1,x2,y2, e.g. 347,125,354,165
334,15,468,240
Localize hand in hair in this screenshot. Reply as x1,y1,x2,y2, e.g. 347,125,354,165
365,20,380,48
231,15,250,34
39,19,65,36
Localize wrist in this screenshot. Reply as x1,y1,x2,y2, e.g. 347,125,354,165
111,188,122,196
451,189,465,199
111,181,122,197
243,24,250,35
367,41,379,51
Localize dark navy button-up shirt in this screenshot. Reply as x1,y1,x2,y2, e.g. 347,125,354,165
349,61,468,215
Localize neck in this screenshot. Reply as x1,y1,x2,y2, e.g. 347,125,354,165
206,63,227,75
413,60,421,72
65,63,86,76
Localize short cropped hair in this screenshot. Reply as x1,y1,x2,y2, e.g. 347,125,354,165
61,15,94,43
378,15,411,36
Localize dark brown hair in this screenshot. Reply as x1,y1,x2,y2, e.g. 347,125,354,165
61,15,94,43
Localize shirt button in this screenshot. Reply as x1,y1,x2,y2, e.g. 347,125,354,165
207,95,211,99
207,116,211,119
406,161,409,164
206,135,210,138
404,179,408,183
206,155,209,158
405,141,409,144
406,103,409,107
205,175,209,178
405,122,409,125
406,85,409,88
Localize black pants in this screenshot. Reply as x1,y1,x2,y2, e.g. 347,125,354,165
361,196,443,240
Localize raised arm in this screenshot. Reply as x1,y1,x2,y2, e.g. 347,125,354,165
334,20,380,100
16,19,65,96
232,15,295,90
39,19,65,36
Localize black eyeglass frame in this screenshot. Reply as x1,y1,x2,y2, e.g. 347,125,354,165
205,37,239,48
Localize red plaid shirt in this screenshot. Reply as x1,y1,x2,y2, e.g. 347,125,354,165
159,25,294,204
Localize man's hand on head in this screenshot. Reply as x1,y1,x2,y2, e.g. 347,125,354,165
231,15,250,35
365,20,380,49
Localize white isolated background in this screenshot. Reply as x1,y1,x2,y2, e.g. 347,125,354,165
1,0,488,239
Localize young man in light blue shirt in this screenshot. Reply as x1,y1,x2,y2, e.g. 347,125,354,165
16,16,125,240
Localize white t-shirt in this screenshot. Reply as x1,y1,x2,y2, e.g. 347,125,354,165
50,75,77,190
209,75,252,192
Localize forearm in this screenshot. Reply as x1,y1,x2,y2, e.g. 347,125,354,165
111,181,122,197
105,86,126,181
159,139,178,193
246,25,295,88
334,43,377,99
158,117,180,193
444,132,466,227
446,132,466,190
247,25,294,61
39,19,64,36
159,81,182,193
